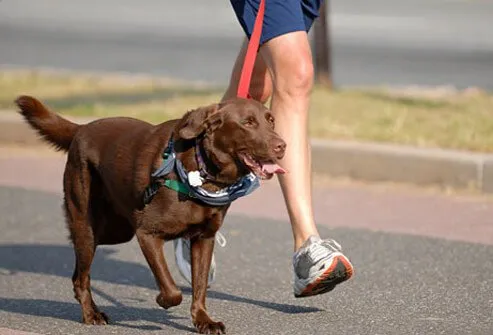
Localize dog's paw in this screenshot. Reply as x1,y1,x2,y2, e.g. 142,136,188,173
83,311,109,325
156,291,182,309
193,310,226,334
194,320,225,334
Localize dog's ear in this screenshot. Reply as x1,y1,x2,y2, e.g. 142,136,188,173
177,103,224,140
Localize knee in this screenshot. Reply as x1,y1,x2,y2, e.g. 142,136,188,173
273,56,314,100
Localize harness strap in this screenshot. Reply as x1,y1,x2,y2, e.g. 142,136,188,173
143,135,260,206
164,179,191,195
195,139,216,180
236,0,266,99
175,159,260,206
151,138,175,178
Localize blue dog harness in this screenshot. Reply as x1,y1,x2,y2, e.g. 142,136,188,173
143,136,260,206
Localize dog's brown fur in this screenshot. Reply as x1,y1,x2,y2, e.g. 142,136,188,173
15,95,286,334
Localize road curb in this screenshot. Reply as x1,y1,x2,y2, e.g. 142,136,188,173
2,111,493,193
312,139,493,192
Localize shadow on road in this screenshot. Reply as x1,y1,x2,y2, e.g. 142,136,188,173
0,297,193,332
0,244,321,326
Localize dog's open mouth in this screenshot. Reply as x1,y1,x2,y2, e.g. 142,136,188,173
239,153,286,180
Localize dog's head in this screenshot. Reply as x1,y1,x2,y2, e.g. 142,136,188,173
176,98,286,182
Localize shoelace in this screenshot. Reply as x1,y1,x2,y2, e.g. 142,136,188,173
294,237,342,265
320,238,342,252
216,231,227,248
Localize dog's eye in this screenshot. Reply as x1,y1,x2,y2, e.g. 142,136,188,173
241,117,256,127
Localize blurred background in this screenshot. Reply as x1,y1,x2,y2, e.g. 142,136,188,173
1,0,493,88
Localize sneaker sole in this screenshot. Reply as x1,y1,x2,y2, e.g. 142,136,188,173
295,255,354,298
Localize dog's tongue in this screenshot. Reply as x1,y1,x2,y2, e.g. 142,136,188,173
261,163,286,175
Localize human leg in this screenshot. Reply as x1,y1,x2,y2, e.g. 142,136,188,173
258,26,353,296
259,31,319,250
231,0,353,296
226,0,320,249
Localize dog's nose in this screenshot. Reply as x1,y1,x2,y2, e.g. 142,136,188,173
273,139,286,159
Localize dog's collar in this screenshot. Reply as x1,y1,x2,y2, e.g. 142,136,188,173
143,134,260,206
195,137,218,181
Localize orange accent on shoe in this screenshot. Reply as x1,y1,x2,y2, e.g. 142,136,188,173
298,255,354,297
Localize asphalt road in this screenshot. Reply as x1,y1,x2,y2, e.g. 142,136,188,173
0,186,492,335
1,0,493,89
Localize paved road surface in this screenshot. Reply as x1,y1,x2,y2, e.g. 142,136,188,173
1,0,493,89
0,147,492,334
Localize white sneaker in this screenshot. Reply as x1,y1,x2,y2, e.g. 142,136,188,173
293,236,354,297
173,233,226,286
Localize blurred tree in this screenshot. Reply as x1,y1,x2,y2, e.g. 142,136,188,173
313,1,332,89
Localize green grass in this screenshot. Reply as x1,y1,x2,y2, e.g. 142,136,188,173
2,69,493,152
309,89,493,152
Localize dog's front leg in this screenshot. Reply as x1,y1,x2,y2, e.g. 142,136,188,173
136,231,183,309
190,235,225,334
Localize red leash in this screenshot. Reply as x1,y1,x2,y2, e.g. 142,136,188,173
236,0,266,99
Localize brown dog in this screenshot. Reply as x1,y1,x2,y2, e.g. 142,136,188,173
15,95,286,334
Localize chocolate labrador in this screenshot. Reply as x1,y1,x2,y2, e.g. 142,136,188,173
15,95,286,334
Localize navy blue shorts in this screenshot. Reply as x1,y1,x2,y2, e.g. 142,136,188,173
230,0,324,45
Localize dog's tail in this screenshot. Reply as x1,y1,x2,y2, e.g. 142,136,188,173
15,95,79,152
